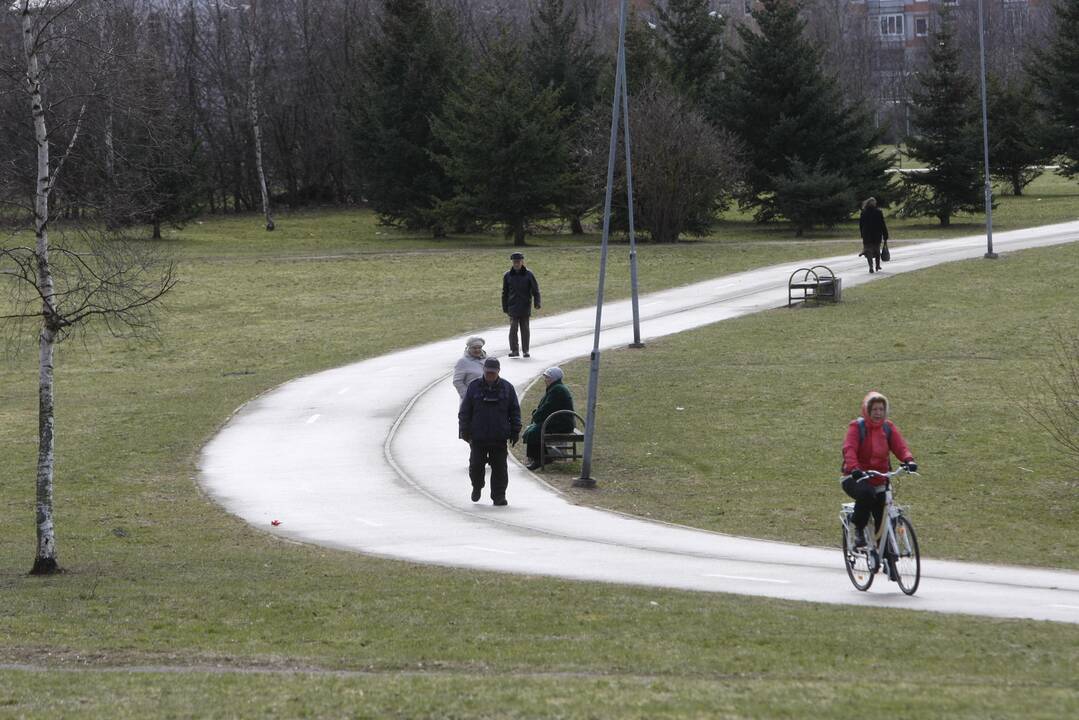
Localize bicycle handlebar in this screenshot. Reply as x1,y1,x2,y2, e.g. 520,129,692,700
843,465,920,482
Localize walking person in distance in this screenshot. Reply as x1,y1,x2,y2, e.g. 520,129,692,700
502,252,540,358
859,197,889,274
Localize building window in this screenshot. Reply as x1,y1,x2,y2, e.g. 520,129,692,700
880,14,904,38
943,0,959,6
914,16,928,36
744,0,752,14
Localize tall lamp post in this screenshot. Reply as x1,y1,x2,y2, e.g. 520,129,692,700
976,0,997,258
576,0,637,487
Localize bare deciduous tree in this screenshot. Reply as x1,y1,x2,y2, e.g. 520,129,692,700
243,0,274,230
1019,330,1079,470
3,0,176,575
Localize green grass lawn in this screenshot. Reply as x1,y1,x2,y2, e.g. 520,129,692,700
1,174,1078,718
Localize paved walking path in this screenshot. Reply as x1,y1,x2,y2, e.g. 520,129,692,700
200,222,1079,624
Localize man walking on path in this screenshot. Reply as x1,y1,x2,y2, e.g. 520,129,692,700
459,357,522,506
502,252,541,358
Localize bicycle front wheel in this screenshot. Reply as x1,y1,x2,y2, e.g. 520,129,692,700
842,524,874,591
893,516,921,595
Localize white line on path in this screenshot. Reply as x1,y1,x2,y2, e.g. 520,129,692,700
355,518,384,527
305,414,320,424
462,545,517,555
703,573,791,585
1049,604,1079,610
337,387,351,395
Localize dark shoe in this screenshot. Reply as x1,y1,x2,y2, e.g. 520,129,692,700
868,267,875,274
471,487,481,502
493,498,508,507
853,527,867,548
508,352,520,358
525,460,541,471
523,352,530,358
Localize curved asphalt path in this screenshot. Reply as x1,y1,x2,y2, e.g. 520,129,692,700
200,222,1079,624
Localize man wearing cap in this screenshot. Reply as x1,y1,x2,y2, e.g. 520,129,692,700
458,357,522,506
521,366,575,471
502,252,541,358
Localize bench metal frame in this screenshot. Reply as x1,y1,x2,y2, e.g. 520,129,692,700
539,410,586,469
788,264,841,307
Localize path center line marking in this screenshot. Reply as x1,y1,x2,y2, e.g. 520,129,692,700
337,387,351,395
356,518,384,527
1049,604,1079,610
463,545,516,555
306,414,320,424
703,573,791,585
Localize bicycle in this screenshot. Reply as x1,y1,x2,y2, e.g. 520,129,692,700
839,465,921,595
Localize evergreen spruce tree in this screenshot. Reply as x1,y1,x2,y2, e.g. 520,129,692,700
1029,0,1079,178
654,0,726,108
432,32,571,246
715,0,889,229
527,0,602,233
352,0,461,234
987,76,1049,196
903,13,982,226
622,7,665,95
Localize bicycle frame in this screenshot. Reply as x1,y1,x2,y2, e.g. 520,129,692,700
840,466,921,594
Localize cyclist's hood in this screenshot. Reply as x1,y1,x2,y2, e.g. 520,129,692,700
861,391,890,421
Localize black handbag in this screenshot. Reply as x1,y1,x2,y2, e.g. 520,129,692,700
880,240,891,262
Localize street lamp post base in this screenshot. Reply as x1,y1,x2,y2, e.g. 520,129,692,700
572,476,597,489
628,342,645,349
984,252,998,259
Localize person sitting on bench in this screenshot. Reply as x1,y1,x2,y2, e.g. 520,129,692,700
522,367,574,471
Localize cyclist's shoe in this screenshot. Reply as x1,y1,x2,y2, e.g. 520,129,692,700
885,554,900,581
852,526,867,548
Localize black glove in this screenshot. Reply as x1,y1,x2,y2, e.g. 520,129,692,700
509,434,519,446
849,469,864,481
904,460,918,472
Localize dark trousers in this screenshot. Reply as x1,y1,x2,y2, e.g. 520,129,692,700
469,442,509,502
508,315,530,354
863,242,881,271
842,476,885,532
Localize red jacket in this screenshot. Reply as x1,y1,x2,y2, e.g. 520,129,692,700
842,392,914,486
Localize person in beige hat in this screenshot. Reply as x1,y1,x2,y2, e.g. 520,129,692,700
452,336,487,398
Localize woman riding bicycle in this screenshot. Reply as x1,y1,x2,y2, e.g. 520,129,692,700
841,391,917,550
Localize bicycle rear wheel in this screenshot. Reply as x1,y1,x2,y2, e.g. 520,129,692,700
892,516,921,595
842,524,874,591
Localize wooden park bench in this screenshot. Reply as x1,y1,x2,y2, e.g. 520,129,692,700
788,264,841,307
539,410,586,469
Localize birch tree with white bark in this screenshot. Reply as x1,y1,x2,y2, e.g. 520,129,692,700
2,0,176,575
242,0,274,230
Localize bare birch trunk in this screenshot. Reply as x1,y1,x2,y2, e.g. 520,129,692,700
23,4,61,575
247,4,274,232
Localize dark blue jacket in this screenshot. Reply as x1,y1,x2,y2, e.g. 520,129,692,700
459,377,522,444
502,266,541,317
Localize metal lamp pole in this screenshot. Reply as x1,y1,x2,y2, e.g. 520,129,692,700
622,51,644,349
977,0,997,259
576,0,632,487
